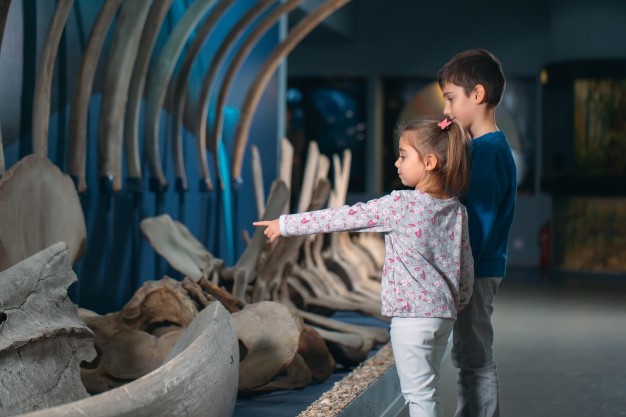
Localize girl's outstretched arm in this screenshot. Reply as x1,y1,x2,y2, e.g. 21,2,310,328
253,219,281,243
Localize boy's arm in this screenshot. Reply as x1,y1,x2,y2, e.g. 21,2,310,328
465,148,508,263
280,192,404,237
458,209,474,310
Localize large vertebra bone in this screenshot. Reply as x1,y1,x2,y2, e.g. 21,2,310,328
79,277,198,393
0,243,95,415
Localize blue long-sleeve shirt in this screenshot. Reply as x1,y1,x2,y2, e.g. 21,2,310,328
462,131,517,278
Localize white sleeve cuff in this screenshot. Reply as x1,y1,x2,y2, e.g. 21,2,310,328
279,215,289,236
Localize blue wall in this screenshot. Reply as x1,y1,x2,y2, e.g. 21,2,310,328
0,0,284,313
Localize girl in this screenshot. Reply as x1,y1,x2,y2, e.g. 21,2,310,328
254,116,474,417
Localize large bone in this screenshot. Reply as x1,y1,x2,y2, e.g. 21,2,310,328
286,260,383,319
181,276,213,309
144,0,219,190
278,138,293,189
124,1,173,186
0,0,86,270
194,274,334,388
239,353,311,397
251,178,331,303
197,276,245,313
297,140,319,212
68,0,124,192
309,229,382,315
334,151,381,291
251,145,265,217
308,154,382,310
0,120,3,176
19,302,238,417
193,0,275,191
324,150,380,298
98,0,152,192
298,152,361,303
139,181,288,302
293,154,377,311
249,141,315,303
299,325,335,382
209,0,303,185
0,153,87,271
224,179,289,301
286,218,370,313
298,310,389,345
79,277,198,393
0,0,11,176
233,301,303,392
31,0,74,157
231,0,353,182
308,326,373,366
280,138,294,213
0,243,95,415
171,0,235,191
352,232,386,270
139,214,224,281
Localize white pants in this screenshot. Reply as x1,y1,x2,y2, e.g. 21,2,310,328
391,317,454,417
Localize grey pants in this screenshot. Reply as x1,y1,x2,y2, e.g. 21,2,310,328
452,277,502,417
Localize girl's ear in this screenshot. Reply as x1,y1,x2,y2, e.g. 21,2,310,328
473,84,487,104
425,154,438,172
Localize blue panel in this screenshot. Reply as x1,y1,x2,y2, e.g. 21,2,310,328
2,0,282,313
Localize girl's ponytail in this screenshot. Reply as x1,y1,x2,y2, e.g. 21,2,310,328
443,121,471,196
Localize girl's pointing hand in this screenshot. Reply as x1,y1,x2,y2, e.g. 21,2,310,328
253,219,281,243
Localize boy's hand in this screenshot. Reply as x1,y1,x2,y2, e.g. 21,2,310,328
253,219,281,243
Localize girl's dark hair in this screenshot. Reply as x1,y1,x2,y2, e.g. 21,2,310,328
395,116,471,196
437,48,506,108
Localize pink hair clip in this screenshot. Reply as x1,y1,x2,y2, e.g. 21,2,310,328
437,118,453,130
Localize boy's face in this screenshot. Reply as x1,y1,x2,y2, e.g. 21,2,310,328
441,82,479,132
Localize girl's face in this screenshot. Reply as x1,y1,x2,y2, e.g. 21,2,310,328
395,135,432,189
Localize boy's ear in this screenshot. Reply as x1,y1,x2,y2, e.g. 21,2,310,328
473,84,487,104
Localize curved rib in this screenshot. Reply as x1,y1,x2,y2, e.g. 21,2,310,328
231,0,352,182
67,0,124,192
124,1,173,186
171,0,235,192
31,0,74,157
207,0,303,188
193,0,276,191
0,0,11,175
143,0,219,190
97,0,152,192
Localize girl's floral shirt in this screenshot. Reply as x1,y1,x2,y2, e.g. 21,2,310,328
279,190,474,319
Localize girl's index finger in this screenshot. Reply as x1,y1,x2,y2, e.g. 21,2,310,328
253,221,269,227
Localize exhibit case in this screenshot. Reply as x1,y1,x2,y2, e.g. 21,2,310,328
541,60,626,274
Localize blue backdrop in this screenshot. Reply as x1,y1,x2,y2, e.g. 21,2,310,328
0,0,283,313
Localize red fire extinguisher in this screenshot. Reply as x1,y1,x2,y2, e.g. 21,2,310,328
539,221,550,271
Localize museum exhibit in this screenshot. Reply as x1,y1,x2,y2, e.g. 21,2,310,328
0,1,624,417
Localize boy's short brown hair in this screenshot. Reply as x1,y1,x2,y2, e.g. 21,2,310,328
437,49,506,108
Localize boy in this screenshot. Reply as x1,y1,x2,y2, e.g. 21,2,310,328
438,49,517,417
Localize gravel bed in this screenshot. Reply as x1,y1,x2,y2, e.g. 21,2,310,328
296,343,395,417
